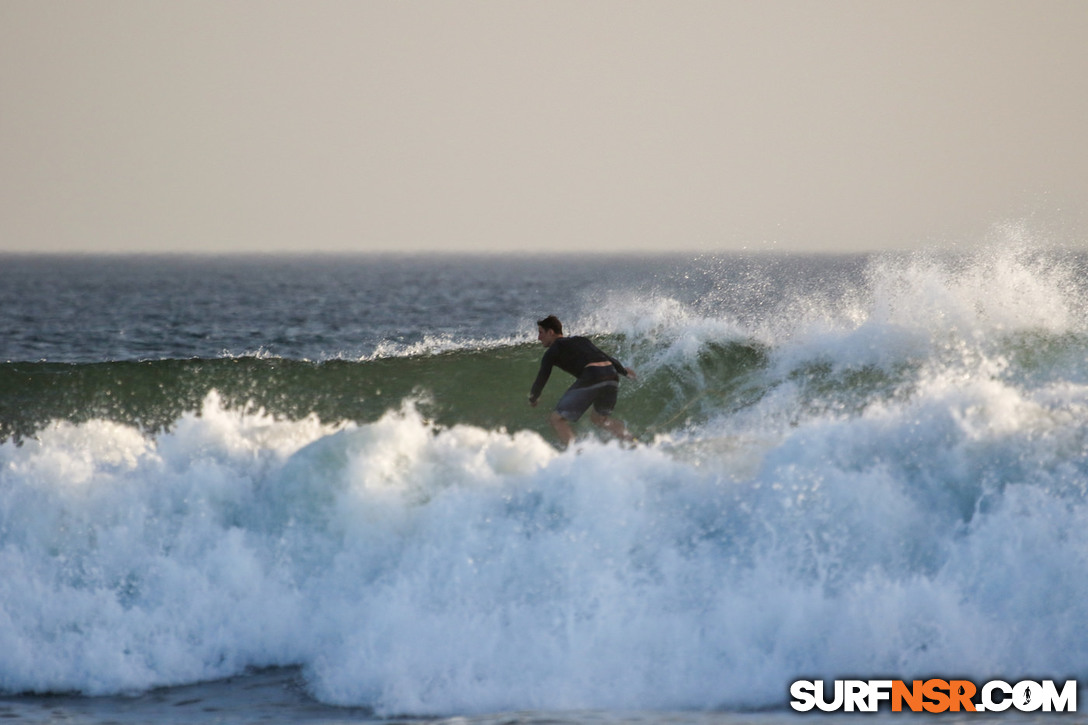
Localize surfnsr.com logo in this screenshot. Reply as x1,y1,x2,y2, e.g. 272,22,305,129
790,679,1078,713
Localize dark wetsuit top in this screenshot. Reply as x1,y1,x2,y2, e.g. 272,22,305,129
529,336,628,404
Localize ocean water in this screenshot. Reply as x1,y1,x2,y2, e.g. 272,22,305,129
1,247,1087,723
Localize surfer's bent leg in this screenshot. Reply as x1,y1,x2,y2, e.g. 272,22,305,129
553,367,626,444
548,410,576,447
590,409,633,442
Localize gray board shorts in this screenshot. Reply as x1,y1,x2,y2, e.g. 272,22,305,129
555,365,620,421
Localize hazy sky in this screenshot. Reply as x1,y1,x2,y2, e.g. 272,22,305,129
1,1,1085,255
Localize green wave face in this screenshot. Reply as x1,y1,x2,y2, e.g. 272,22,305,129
7,325,1088,445
1,335,782,443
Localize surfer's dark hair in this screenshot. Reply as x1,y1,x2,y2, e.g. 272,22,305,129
537,315,563,335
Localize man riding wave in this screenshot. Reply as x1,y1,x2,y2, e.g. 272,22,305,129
528,315,637,447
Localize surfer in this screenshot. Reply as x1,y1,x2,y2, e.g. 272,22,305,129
528,315,637,447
